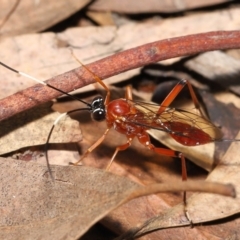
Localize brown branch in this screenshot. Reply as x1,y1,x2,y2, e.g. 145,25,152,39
1,30,240,121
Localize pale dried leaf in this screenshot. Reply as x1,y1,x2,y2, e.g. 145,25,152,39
0,157,138,239
0,102,82,155
0,0,91,37
37,147,80,166
89,0,231,13
185,51,240,94
198,91,240,161
149,129,215,171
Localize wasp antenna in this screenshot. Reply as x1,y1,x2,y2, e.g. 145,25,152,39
0,61,91,107
45,112,68,181
19,71,48,85
0,61,47,85
45,108,90,181
44,112,67,181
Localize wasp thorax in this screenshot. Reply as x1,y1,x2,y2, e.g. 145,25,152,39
105,99,131,122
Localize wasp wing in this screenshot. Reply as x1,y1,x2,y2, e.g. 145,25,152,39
124,100,222,145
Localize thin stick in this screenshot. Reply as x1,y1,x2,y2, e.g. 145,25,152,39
126,181,235,203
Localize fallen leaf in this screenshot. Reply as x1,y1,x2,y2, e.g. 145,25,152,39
199,91,240,160
0,157,137,240
0,157,234,240
149,129,216,171
185,51,240,95
0,102,82,155
89,0,230,13
0,0,91,37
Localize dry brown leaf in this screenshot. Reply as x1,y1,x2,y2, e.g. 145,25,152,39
118,132,240,239
0,157,234,240
185,51,240,81
0,157,138,240
0,0,91,37
0,102,82,155
36,146,80,167
185,51,240,95
89,0,231,13
198,91,240,160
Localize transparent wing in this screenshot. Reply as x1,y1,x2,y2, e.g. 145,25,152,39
124,100,223,146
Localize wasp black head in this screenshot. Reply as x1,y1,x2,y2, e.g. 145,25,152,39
90,96,106,121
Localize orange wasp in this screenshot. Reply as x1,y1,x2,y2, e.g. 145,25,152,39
0,56,228,185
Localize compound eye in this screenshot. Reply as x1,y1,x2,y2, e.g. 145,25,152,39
92,109,105,122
